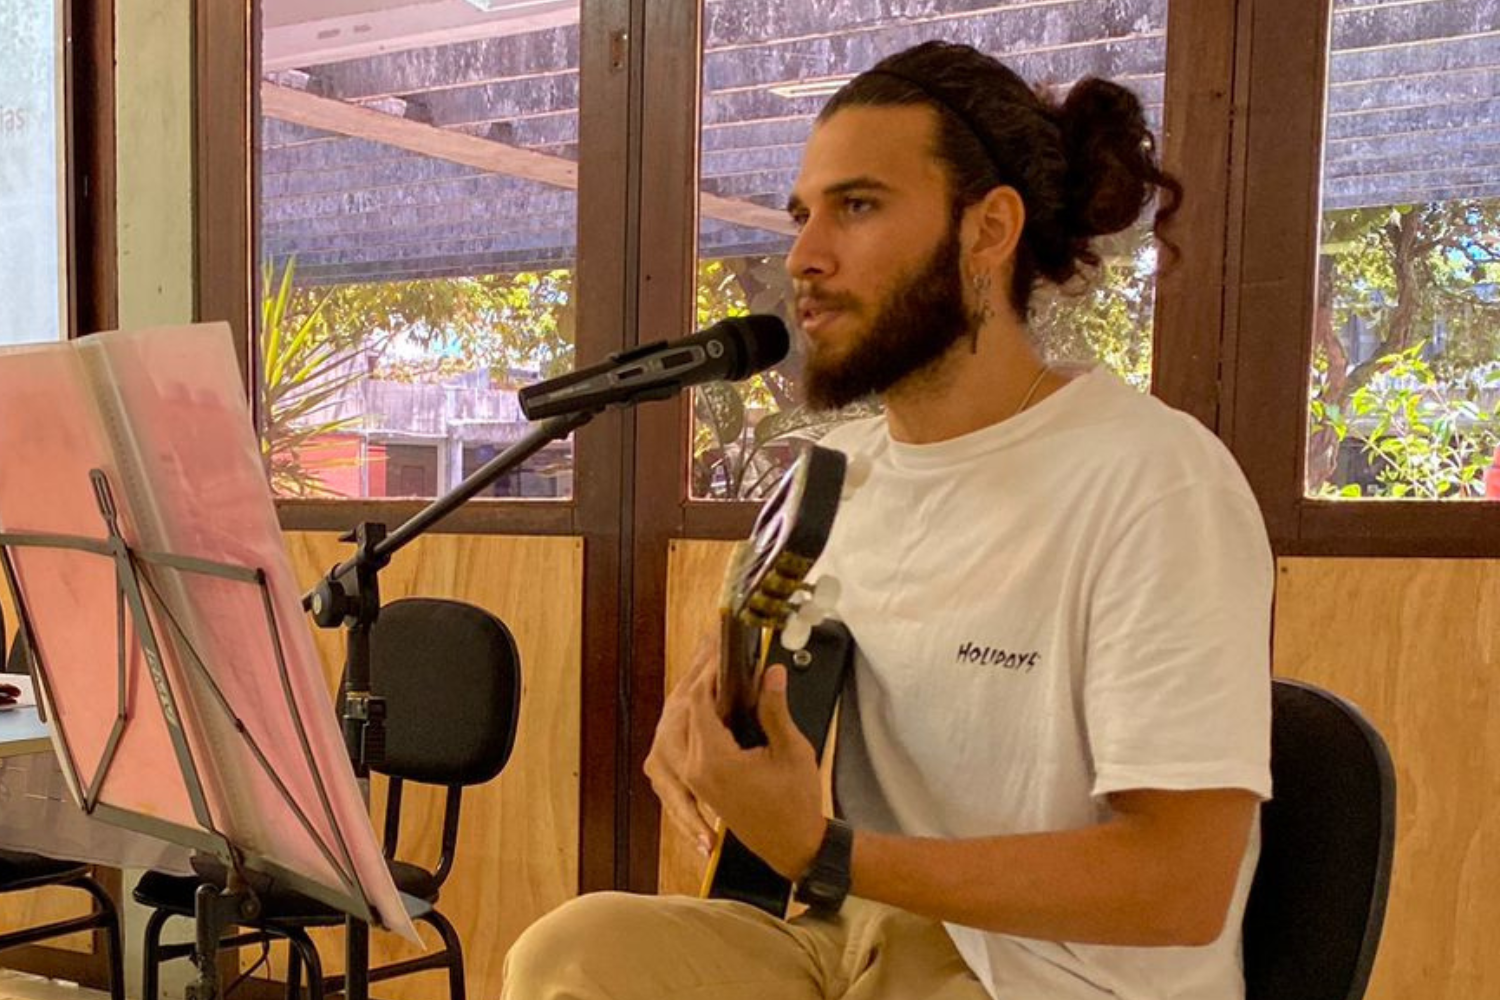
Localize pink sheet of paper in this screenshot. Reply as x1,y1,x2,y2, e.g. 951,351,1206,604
0,324,414,939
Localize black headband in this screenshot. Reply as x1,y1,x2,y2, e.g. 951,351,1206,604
860,67,1016,190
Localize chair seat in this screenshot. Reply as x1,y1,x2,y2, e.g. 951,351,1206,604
0,849,90,892
0,848,124,1000
134,859,440,927
386,861,440,903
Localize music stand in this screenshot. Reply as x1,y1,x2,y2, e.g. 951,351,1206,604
0,326,417,1000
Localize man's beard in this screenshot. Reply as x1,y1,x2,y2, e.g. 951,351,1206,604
802,222,977,411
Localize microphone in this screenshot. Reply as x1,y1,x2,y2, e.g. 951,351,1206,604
518,314,790,420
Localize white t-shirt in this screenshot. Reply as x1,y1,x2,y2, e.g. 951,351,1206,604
816,366,1274,1000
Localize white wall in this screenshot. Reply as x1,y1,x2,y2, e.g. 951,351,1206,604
115,0,194,330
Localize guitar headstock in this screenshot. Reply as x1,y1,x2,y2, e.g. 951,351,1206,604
722,445,846,631
717,445,847,747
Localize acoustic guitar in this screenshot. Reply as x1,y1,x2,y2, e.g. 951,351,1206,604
700,444,857,917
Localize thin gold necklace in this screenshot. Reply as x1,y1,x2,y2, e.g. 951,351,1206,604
1012,365,1051,418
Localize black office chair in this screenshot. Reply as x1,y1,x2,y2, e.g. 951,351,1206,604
133,598,523,1000
1243,678,1397,1000
0,623,126,1000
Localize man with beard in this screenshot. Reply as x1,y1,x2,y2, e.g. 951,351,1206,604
503,41,1273,1000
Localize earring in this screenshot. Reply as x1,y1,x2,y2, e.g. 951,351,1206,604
968,273,995,354
972,274,995,322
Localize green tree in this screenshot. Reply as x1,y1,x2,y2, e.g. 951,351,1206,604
262,260,578,496
1309,198,1500,496
1309,344,1500,499
278,267,576,382
1032,224,1158,391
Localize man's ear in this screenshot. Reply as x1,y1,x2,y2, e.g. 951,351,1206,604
963,185,1026,275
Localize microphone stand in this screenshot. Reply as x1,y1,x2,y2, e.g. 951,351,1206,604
300,407,597,1000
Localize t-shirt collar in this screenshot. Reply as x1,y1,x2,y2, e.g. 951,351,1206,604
882,364,1102,472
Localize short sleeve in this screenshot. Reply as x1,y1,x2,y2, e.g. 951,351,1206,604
1084,481,1274,801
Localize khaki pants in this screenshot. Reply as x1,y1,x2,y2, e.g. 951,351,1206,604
501,892,992,999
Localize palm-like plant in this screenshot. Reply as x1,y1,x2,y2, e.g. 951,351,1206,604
260,259,381,497
692,381,873,499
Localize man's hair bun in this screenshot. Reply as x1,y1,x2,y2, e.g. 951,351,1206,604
1058,77,1177,242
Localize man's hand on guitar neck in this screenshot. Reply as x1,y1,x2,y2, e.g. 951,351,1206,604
679,661,828,881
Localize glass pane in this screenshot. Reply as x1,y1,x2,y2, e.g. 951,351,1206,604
691,0,1169,500
0,0,66,345
258,0,579,500
1306,0,1500,501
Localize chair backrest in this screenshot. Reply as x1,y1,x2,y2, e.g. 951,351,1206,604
365,597,522,787
1243,679,1396,1000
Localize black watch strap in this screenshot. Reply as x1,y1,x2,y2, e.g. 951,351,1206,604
794,818,853,916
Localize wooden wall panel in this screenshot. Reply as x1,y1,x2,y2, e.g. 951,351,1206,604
0,891,94,954
1,584,14,651
240,531,584,1000
1273,558,1500,1000
657,541,737,897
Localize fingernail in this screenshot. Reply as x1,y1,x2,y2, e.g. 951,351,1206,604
766,666,787,692
697,836,711,856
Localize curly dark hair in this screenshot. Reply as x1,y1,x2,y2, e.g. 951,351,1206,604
819,41,1183,318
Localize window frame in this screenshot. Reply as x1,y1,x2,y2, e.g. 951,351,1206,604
656,0,1243,540
3,0,113,342
192,0,643,894
1225,0,1500,558
192,0,620,537
67,0,116,336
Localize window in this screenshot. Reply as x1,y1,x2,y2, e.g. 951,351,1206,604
257,0,581,500
0,0,66,345
1225,0,1500,554
689,0,1171,500
1306,0,1500,502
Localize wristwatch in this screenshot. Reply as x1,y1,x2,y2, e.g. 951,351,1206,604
794,817,854,917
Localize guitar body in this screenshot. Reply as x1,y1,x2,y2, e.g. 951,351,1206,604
705,619,854,916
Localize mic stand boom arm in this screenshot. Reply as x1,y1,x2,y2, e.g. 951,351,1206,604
299,408,597,1000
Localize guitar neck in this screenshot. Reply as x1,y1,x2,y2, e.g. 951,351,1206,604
718,613,771,749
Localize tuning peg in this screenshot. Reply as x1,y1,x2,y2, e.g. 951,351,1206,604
781,615,812,652
842,454,872,500
811,575,841,609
